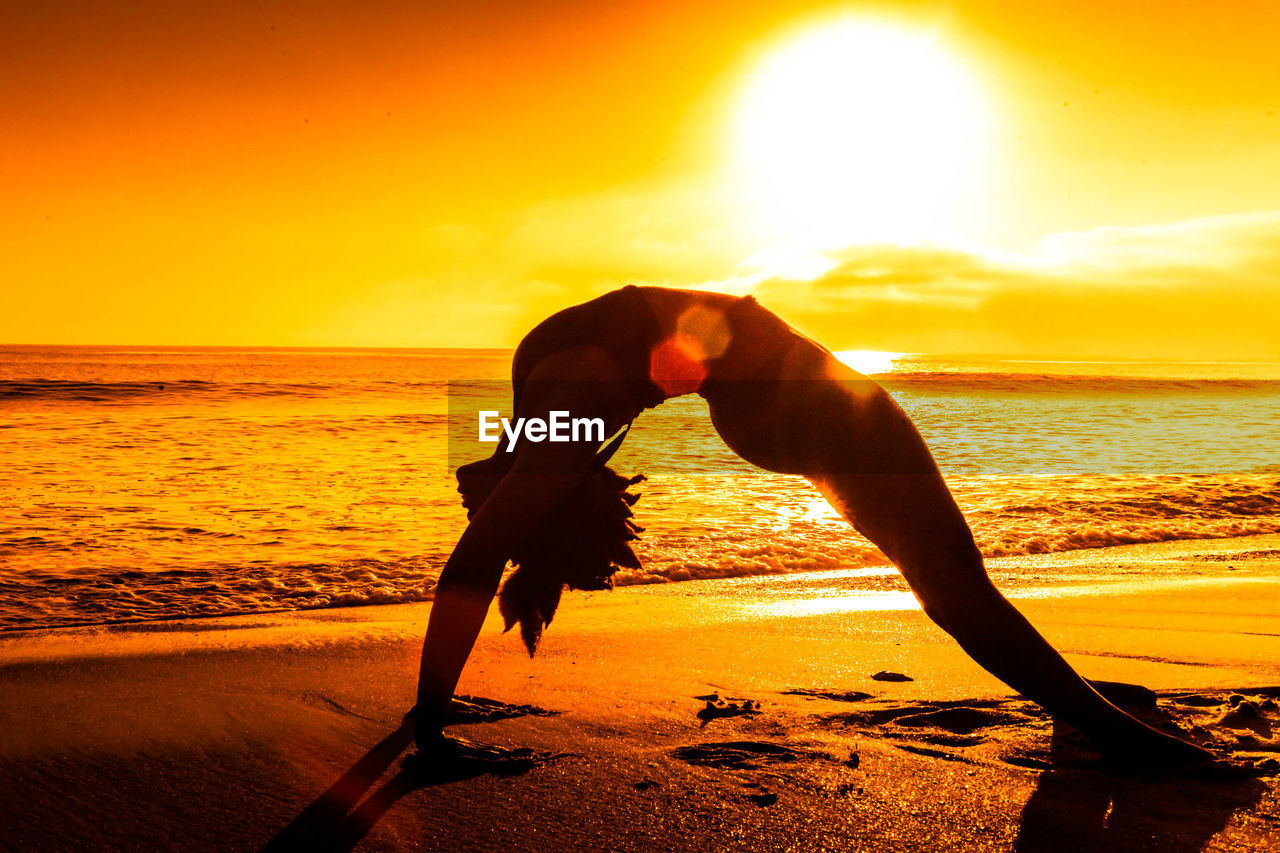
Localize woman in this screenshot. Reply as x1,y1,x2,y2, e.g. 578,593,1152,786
415,284,1211,768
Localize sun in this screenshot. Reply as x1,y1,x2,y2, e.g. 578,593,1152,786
833,349,904,375
731,18,993,254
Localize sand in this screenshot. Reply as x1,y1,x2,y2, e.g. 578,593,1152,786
3,535,1280,851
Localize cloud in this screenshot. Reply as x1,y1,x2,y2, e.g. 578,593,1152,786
313,185,1280,358
1037,211,1280,272
750,211,1280,360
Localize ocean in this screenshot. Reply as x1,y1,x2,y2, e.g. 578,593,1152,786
2,345,1278,631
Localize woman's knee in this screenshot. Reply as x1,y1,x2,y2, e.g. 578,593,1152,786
901,546,1004,635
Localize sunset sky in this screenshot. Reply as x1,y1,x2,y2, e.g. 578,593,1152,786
3,1,1279,358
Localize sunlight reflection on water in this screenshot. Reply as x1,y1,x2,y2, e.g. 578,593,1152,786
2,346,1279,629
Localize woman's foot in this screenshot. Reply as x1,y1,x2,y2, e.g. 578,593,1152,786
1096,719,1218,772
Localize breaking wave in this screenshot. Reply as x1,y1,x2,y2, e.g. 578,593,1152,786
3,472,1276,630
4,346,1278,631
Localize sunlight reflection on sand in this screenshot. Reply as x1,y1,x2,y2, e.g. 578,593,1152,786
740,574,1275,618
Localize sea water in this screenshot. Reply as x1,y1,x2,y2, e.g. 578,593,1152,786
2,346,1278,630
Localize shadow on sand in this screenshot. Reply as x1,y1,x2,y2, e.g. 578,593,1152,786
1014,721,1267,853
261,707,561,852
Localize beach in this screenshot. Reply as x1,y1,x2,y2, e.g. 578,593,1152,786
9,1,1280,849
4,534,1278,852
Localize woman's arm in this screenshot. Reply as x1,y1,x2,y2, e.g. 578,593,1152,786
413,347,633,750
414,466,597,744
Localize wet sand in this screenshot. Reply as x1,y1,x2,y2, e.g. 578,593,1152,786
2,535,1279,851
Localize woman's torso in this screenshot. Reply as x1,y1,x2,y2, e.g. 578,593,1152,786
511,285,802,399
509,285,887,477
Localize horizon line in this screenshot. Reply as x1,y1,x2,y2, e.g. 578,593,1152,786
2,342,1279,366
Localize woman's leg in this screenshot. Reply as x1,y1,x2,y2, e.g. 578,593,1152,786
810,381,1212,766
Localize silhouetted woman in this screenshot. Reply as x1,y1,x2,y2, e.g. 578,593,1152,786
415,285,1211,768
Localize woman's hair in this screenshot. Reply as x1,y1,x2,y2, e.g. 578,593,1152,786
457,458,645,655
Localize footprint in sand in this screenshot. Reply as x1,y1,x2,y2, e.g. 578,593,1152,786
783,688,875,703
888,704,1037,756
671,740,861,803
1216,700,1273,738
447,695,558,724
811,696,1049,763
892,706,1034,735
694,694,763,725
830,698,1027,728
672,740,861,771
671,740,824,770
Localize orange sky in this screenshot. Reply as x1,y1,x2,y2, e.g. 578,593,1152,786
3,1,1279,358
